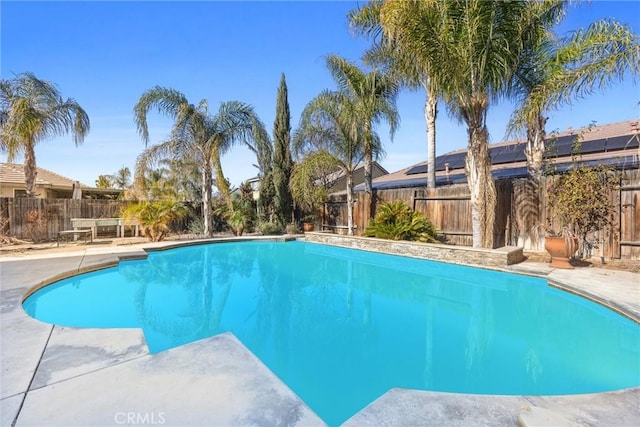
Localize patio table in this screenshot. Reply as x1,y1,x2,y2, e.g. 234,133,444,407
70,218,139,239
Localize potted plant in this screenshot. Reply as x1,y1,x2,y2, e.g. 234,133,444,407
545,164,617,268
301,215,316,232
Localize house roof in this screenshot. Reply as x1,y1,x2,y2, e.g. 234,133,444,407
325,161,388,184
0,163,84,188
242,162,390,193
360,119,640,191
0,163,121,194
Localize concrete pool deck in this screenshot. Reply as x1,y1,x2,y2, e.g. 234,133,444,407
1,238,638,426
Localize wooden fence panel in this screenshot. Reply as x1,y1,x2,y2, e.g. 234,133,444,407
323,168,638,259
0,198,130,241
620,184,640,259
412,186,473,246
326,185,477,245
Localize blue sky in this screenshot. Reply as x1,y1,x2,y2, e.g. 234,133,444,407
2,0,639,188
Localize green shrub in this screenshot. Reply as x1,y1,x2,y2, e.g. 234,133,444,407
364,200,437,243
122,200,187,242
257,221,283,235
227,210,251,236
285,222,299,234
186,216,205,236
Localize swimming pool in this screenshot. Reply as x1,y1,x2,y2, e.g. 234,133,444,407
23,241,640,426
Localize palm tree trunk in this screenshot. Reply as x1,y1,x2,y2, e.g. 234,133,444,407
212,146,234,213
364,124,374,219
518,112,546,250
466,123,496,248
24,140,37,198
202,161,213,237
525,113,547,179
346,170,355,236
423,79,438,189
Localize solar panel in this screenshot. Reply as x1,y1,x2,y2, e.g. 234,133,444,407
398,132,638,184
490,143,524,165
435,152,466,170
545,134,577,157
545,155,639,174
374,155,638,191
604,134,639,151
580,139,606,154
371,177,426,190
405,164,428,175
492,167,529,179
513,148,528,162
437,174,467,185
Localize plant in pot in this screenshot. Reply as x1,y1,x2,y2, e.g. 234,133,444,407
301,214,317,232
545,164,618,268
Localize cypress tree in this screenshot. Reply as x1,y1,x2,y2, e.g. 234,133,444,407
272,73,294,225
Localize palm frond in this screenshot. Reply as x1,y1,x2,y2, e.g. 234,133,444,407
133,86,188,145
0,72,90,163
348,0,384,40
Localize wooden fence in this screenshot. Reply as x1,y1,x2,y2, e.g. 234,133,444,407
0,198,201,242
3,169,638,259
620,181,640,259
0,198,131,241
325,169,640,260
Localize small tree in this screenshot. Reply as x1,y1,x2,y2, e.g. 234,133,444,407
122,200,187,242
546,165,618,258
258,170,276,221
272,73,294,225
289,151,341,225
234,181,257,235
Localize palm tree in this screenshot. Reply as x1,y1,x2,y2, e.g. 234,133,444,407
500,3,638,249
95,175,113,188
129,161,176,201
289,150,342,223
110,166,132,190
134,86,267,236
350,0,439,190
510,7,640,178
381,0,533,248
163,156,202,202
294,91,372,235
0,72,90,197
324,55,399,218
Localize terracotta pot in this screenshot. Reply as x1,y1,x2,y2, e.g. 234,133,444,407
544,236,578,269
303,222,315,232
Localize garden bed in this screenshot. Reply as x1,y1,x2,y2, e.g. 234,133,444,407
304,232,524,268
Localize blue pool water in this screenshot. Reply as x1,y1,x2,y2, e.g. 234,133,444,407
23,241,640,425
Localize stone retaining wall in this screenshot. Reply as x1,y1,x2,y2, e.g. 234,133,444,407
304,232,524,268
